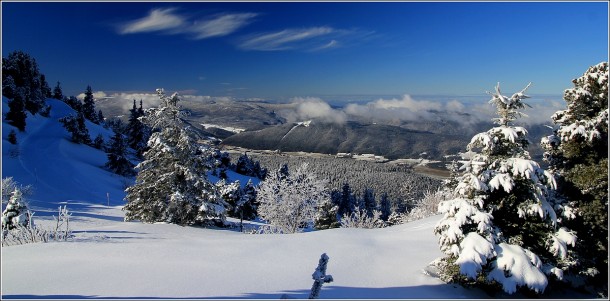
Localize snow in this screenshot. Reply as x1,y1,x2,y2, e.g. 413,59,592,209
487,243,548,294
455,232,495,279
200,123,245,133
1,97,592,298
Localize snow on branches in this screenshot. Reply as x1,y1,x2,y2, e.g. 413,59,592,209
256,163,329,234
434,83,576,295
123,89,226,226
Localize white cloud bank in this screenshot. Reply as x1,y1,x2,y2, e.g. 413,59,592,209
278,97,347,124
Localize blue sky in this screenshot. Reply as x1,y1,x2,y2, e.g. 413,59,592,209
2,1,608,101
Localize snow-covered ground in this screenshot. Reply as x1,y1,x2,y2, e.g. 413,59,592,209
0,98,591,299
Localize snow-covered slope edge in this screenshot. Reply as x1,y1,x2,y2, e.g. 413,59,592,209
2,214,489,299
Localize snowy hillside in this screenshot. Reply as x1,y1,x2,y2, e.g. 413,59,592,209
1,97,591,299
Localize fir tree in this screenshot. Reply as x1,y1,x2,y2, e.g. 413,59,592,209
123,89,226,226
314,197,340,230
93,134,105,150
1,189,31,230
52,81,64,100
434,83,576,295
105,131,134,176
82,85,98,123
126,99,148,157
238,179,259,221
59,112,91,144
362,188,377,217
97,110,105,124
64,96,82,112
338,182,356,217
541,62,608,292
2,51,49,115
40,74,51,98
6,91,27,132
378,192,392,222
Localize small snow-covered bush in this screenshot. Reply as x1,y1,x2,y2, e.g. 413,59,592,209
2,205,73,246
340,207,384,229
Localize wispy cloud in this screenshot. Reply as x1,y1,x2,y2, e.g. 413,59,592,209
239,27,376,52
190,13,257,39
118,8,256,39
312,39,340,51
119,8,186,34
238,27,335,51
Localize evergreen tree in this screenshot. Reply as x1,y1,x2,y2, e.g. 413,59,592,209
434,83,576,295
126,99,148,157
378,192,392,222
1,189,31,230
64,96,82,112
2,51,49,115
59,112,91,144
93,134,105,150
97,110,105,124
238,179,259,221
541,62,608,292
40,74,51,98
6,91,27,132
52,81,64,100
123,89,226,226
362,188,377,217
105,131,134,176
338,182,356,217
314,197,340,230
82,85,98,123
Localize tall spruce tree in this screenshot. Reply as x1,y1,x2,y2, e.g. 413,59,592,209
126,99,148,157
82,85,98,123
53,81,64,100
541,62,608,293
434,83,576,295
105,131,135,176
6,90,27,132
123,89,227,226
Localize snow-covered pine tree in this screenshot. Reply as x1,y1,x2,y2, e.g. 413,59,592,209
541,62,608,292
123,89,227,226
434,83,576,295
256,163,329,233
1,189,31,230
105,131,135,176
81,85,98,124
234,179,258,231
314,197,340,230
